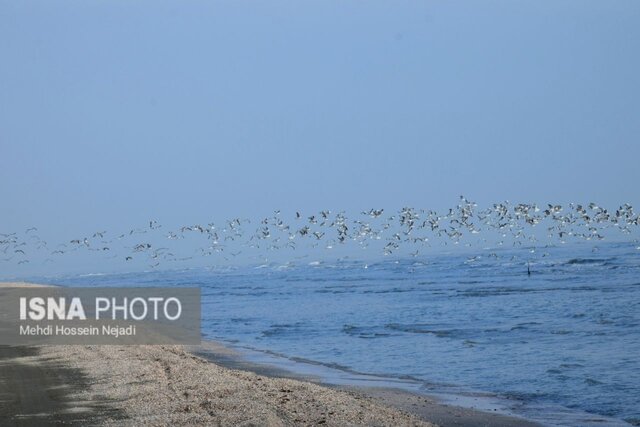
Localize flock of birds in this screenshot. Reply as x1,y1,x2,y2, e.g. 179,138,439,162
2,197,639,270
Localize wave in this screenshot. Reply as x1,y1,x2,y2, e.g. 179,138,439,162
342,324,393,339
565,257,615,265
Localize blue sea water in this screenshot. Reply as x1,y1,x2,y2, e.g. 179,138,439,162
46,241,640,426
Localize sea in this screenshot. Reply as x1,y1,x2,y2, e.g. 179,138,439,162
39,241,640,426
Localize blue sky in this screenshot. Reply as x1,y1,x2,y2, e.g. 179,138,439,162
2,1,639,249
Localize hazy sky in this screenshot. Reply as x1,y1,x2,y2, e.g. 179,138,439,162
2,1,640,241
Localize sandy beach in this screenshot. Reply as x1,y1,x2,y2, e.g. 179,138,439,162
1,343,544,427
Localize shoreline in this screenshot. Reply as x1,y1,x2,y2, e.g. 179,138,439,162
192,340,542,427
1,281,539,425
4,344,432,426
0,343,541,427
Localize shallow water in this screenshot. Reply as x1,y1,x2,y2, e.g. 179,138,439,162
47,241,640,426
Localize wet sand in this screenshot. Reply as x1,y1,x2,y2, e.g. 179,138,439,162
0,345,123,426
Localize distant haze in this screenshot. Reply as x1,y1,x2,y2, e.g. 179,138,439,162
1,1,639,273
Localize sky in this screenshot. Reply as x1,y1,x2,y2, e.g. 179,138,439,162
1,1,640,274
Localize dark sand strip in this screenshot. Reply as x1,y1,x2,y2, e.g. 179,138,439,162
355,387,541,427
0,346,122,426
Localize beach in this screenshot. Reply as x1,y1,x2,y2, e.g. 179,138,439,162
4,1,639,424
1,342,544,427
0,282,543,426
